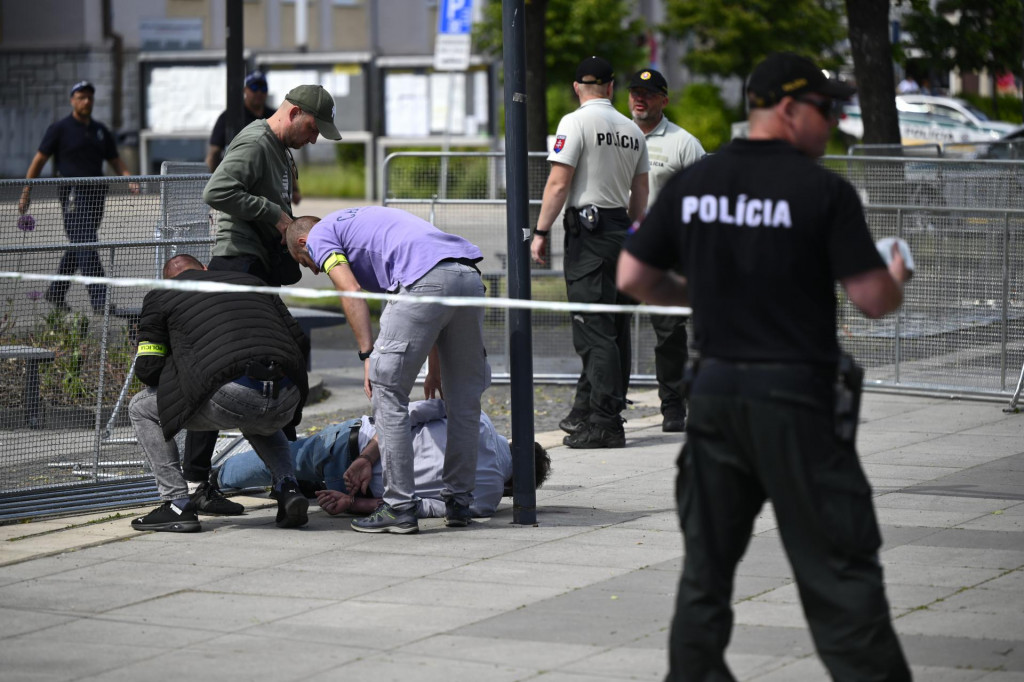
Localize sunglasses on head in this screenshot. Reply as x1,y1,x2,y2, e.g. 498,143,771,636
793,95,845,120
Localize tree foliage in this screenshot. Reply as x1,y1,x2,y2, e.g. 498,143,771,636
476,0,648,147
899,0,1024,78
661,0,847,80
477,0,647,86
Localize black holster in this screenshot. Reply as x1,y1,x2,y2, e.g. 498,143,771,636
834,353,864,443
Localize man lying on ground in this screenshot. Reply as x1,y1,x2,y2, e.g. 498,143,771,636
216,398,550,519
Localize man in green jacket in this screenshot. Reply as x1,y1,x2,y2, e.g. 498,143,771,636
188,84,341,516
203,83,340,287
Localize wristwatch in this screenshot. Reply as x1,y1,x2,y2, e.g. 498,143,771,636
358,348,373,361
533,228,550,237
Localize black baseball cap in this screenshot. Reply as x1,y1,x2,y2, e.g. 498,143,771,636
629,69,668,95
747,52,855,108
285,84,342,140
575,56,614,85
244,71,268,92
69,81,95,97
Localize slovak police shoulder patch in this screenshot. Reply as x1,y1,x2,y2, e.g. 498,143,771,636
553,135,566,153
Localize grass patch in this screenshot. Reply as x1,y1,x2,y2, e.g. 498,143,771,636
296,162,365,198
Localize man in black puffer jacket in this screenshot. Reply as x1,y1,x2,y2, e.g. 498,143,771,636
128,254,311,533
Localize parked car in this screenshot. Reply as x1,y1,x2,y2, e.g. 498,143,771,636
839,95,1018,146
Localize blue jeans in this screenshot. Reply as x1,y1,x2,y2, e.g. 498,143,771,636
218,419,361,492
130,382,301,501
371,262,489,512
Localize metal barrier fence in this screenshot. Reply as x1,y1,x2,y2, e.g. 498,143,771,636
2,154,1023,514
1,174,214,507
383,151,1024,403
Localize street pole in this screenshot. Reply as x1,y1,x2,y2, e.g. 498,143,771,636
502,0,537,525
225,0,244,145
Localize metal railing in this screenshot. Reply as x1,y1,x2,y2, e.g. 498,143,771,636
3,153,1024,518
1,174,213,510
382,151,1024,405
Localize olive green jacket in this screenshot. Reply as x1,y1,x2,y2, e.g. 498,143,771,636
203,120,293,269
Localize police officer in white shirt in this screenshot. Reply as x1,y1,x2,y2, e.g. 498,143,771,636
531,55,649,449
628,68,705,432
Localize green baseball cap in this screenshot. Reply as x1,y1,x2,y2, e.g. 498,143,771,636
284,84,342,140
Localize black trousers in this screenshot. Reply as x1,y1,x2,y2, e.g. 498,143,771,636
667,360,910,682
48,185,108,310
651,313,688,413
564,210,632,428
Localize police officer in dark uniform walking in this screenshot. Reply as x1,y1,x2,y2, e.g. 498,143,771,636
18,81,135,313
618,52,912,680
531,56,649,449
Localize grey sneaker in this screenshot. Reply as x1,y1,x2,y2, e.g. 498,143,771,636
351,502,419,534
444,499,473,527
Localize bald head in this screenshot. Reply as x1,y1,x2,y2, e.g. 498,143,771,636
163,254,205,279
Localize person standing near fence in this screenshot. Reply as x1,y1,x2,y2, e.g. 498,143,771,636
617,52,912,681
18,81,134,314
205,71,302,205
182,83,341,517
531,56,649,449
286,206,489,535
128,254,311,533
628,68,705,433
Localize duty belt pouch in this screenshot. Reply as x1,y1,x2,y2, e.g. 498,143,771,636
578,205,599,232
834,353,864,443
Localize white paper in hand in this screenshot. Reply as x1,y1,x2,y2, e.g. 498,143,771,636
875,237,915,274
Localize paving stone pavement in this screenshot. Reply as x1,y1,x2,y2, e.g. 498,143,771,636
1,386,1023,681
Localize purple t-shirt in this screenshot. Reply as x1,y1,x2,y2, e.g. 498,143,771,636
305,206,482,293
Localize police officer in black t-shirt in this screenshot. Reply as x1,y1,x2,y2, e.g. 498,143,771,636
618,53,912,681
19,81,134,313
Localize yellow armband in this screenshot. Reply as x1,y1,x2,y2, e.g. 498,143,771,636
322,251,349,274
137,342,168,357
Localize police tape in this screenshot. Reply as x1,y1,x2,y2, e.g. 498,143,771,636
0,271,693,316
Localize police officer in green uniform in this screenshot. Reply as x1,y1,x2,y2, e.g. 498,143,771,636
531,56,649,449
628,68,705,433
618,53,912,680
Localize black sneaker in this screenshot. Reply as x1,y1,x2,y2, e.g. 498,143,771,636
351,502,419,534
662,405,687,433
558,409,590,434
190,480,245,516
131,501,201,533
273,477,309,528
563,422,626,449
297,479,326,498
444,499,473,527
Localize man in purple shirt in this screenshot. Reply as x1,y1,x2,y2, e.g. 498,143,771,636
287,206,489,534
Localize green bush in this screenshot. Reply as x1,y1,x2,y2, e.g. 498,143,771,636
384,146,492,200
296,143,367,198
664,83,736,153
959,92,1024,125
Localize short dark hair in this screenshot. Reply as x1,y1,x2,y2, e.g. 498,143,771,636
502,442,552,495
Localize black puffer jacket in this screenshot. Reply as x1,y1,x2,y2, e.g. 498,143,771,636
135,269,310,439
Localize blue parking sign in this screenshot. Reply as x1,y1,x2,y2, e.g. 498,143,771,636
438,0,473,35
